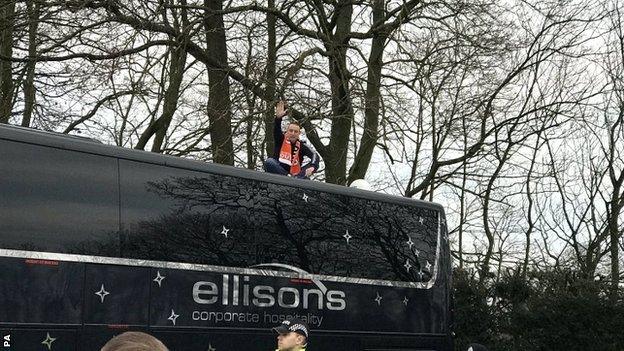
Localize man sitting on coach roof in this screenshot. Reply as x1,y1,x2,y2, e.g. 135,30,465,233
264,100,320,179
272,318,310,351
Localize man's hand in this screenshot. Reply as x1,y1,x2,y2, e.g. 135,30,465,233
276,100,288,118
305,167,315,177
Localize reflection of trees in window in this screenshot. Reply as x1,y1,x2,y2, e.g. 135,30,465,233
128,175,257,266
68,235,120,258
364,202,437,282
259,184,440,282
111,172,439,283
146,175,254,216
260,184,341,273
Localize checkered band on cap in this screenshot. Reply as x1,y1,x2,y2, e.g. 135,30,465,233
289,323,309,338
272,318,310,339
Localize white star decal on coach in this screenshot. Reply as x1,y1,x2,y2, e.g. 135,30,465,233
343,230,352,244
425,260,432,271
95,284,110,303
302,193,309,202
406,237,414,249
153,271,165,287
207,343,217,351
41,332,56,350
404,259,412,272
403,297,409,306
168,309,179,325
221,225,230,238
418,216,424,224
374,292,382,306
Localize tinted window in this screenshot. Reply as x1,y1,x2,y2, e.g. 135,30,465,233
259,183,437,282
120,160,259,267
0,140,119,254
120,161,438,283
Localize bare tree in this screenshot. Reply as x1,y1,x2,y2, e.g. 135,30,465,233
0,0,16,123
203,0,234,165
597,1,624,298
20,0,39,127
135,0,190,152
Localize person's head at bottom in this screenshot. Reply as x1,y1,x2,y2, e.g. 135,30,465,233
101,331,168,351
272,318,309,351
467,343,489,351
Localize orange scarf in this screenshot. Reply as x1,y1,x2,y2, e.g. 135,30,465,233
278,138,301,175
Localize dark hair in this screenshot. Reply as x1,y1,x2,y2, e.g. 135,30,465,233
101,332,168,351
288,120,301,128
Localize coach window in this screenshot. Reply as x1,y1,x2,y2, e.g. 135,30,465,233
306,194,371,278
361,201,439,282
256,184,376,276
119,160,258,266
303,196,438,283
0,140,118,255
254,183,348,272
254,183,439,283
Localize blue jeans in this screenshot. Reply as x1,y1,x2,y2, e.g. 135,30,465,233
264,158,312,179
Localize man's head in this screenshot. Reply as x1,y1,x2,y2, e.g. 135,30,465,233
467,343,489,351
101,331,168,351
285,121,301,143
273,318,309,350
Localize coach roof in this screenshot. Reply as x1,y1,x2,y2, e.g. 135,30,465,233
0,123,443,211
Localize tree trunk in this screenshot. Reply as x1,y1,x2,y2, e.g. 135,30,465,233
136,2,189,152
608,134,623,302
480,126,517,282
152,46,187,152
609,202,620,301
204,0,234,165
458,134,467,270
0,0,16,124
347,0,386,184
324,0,353,185
522,134,541,278
263,0,277,158
245,106,255,168
21,0,39,127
